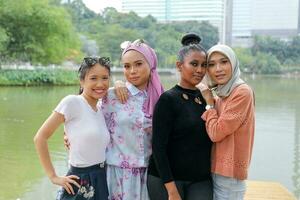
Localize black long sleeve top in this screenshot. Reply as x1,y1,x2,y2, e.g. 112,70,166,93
148,85,212,183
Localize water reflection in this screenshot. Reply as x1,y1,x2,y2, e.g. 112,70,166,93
293,102,300,199
0,86,76,200
246,75,300,200
0,75,300,200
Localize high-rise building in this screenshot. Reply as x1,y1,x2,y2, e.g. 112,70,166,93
231,0,252,46
122,0,167,21
122,0,300,46
122,0,225,43
231,0,299,46
251,0,299,38
298,0,300,34
224,0,233,45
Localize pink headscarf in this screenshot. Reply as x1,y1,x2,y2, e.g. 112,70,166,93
122,42,164,118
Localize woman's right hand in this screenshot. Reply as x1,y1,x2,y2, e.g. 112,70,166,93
197,83,215,106
201,88,215,106
51,175,80,195
165,182,182,200
168,192,182,200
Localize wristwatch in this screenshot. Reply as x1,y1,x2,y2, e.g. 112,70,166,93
205,104,214,110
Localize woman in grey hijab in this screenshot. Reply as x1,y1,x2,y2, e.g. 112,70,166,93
203,44,244,97
201,44,255,200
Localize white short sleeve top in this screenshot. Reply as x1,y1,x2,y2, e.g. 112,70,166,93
55,95,110,167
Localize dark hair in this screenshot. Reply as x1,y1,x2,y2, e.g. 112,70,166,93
177,33,207,62
78,56,111,94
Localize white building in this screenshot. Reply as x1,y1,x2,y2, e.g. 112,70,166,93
251,0,299,37
122,0,167,21
231,0,252,46
122,0,225,43
122,0,300,46
231,0,299,46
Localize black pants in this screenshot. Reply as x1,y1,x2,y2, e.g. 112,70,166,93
147,175,213,200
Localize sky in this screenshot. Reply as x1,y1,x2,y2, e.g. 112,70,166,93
82,0,122,13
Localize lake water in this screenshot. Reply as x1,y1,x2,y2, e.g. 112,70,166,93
0,75,300,200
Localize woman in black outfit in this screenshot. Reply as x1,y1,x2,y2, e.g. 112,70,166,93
147,33,213,200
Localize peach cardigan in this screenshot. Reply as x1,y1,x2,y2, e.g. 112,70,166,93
202,84,255,180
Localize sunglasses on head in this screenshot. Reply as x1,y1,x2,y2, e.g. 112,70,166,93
83,57,110,66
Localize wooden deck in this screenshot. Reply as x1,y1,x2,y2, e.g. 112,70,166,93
245,181,297,200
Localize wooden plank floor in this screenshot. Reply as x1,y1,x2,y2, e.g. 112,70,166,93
245,181,297,200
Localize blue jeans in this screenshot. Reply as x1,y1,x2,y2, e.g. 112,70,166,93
212,173,246,200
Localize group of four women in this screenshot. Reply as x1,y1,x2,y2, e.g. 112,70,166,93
34,32,255,200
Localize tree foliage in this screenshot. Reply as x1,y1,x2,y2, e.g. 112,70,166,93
287,36,300,64
171,21,219,50
0,0,219,67
69,6,219,68
235,47,282,74
0,27,8,53
1,0,300,74
252,35,300,65
252,35,287,63
0,0,81,64
254,52,282,74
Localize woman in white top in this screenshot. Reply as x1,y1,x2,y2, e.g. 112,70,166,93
34,57,111,200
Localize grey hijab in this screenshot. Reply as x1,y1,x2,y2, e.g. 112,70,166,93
206,44,244,98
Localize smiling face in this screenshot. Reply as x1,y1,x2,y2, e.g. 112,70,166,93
207,52,232,85
177,50,207,89
122,50,151,90
80,63,110,104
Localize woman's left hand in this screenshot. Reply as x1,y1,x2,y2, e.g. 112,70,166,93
114,80,129,104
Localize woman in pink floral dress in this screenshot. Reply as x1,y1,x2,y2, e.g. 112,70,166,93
101,40,164,200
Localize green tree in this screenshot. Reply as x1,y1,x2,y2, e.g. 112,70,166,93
63,0,99,32
118,12,156,30
61,2,220,67
94,24,142,66
172,21,219,49
234,47,255,72
252,35,287,64
102,7,122,24
234,47,282,74
287,36,300,64
0,0,81,64
153,26,181,68
0,27,8,53
254,52,282,74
